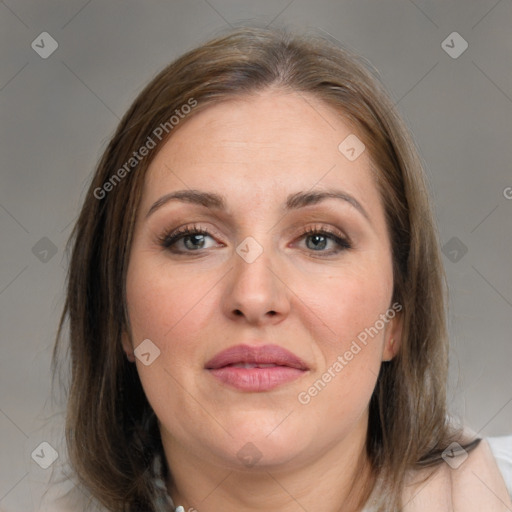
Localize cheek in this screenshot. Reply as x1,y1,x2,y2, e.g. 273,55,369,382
125,257,216,425
310,263,392,349
295,265,392,414
125,253,222,392
126,253,210,342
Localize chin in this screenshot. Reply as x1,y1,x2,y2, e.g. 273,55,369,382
215,420,310,468
224,438,307,472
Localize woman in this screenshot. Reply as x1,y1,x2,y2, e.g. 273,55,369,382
52,26,512,511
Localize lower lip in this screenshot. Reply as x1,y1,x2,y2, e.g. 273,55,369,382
207,366,306,391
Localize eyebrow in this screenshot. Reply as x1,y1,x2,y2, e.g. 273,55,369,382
145,188,370,222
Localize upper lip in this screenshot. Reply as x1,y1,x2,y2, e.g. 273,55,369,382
205,344,309,370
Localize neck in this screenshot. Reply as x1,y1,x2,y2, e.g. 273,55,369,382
162,420,375,512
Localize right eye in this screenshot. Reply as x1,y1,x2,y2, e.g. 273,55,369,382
158,224,222,253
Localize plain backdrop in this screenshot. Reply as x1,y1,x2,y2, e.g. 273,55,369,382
0,1,511,510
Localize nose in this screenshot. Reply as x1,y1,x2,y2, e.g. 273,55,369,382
222,239,291,326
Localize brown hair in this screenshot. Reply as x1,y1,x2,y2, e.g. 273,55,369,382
53,25,478,511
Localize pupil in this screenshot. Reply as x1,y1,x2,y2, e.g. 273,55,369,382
185,234,205,250
308,234,326,250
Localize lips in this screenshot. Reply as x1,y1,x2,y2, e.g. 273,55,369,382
205,344,309,371
205,344,309,392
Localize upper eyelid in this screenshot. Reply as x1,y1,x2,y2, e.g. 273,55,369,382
162,222,348,237
160,223,351,247
155,211,355,234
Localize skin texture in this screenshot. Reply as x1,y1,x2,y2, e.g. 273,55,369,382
122,88,404,511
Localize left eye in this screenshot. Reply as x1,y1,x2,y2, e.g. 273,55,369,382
297,228,351,254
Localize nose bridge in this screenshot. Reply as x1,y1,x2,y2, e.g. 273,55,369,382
224,230,289,322
233,233,277,295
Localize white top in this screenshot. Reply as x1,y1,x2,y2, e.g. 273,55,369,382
488,436,512,499
361,436,512,511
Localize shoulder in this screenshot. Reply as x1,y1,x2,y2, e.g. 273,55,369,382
401,439,512,511
450,438,512,510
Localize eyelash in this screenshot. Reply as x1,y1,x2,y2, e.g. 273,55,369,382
157,224,352,256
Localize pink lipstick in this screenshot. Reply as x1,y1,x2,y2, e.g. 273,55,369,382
205,344,309,392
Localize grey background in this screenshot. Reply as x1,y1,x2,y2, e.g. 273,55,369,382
1,0,511,510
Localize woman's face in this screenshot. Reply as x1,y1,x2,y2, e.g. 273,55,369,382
123,89,401,471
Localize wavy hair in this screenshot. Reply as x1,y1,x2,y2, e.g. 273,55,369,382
52,25,478,511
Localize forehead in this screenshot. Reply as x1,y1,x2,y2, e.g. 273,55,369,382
142,90,383,221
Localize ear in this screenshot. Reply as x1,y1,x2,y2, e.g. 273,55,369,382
382,310,403,362
122,331,136,363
